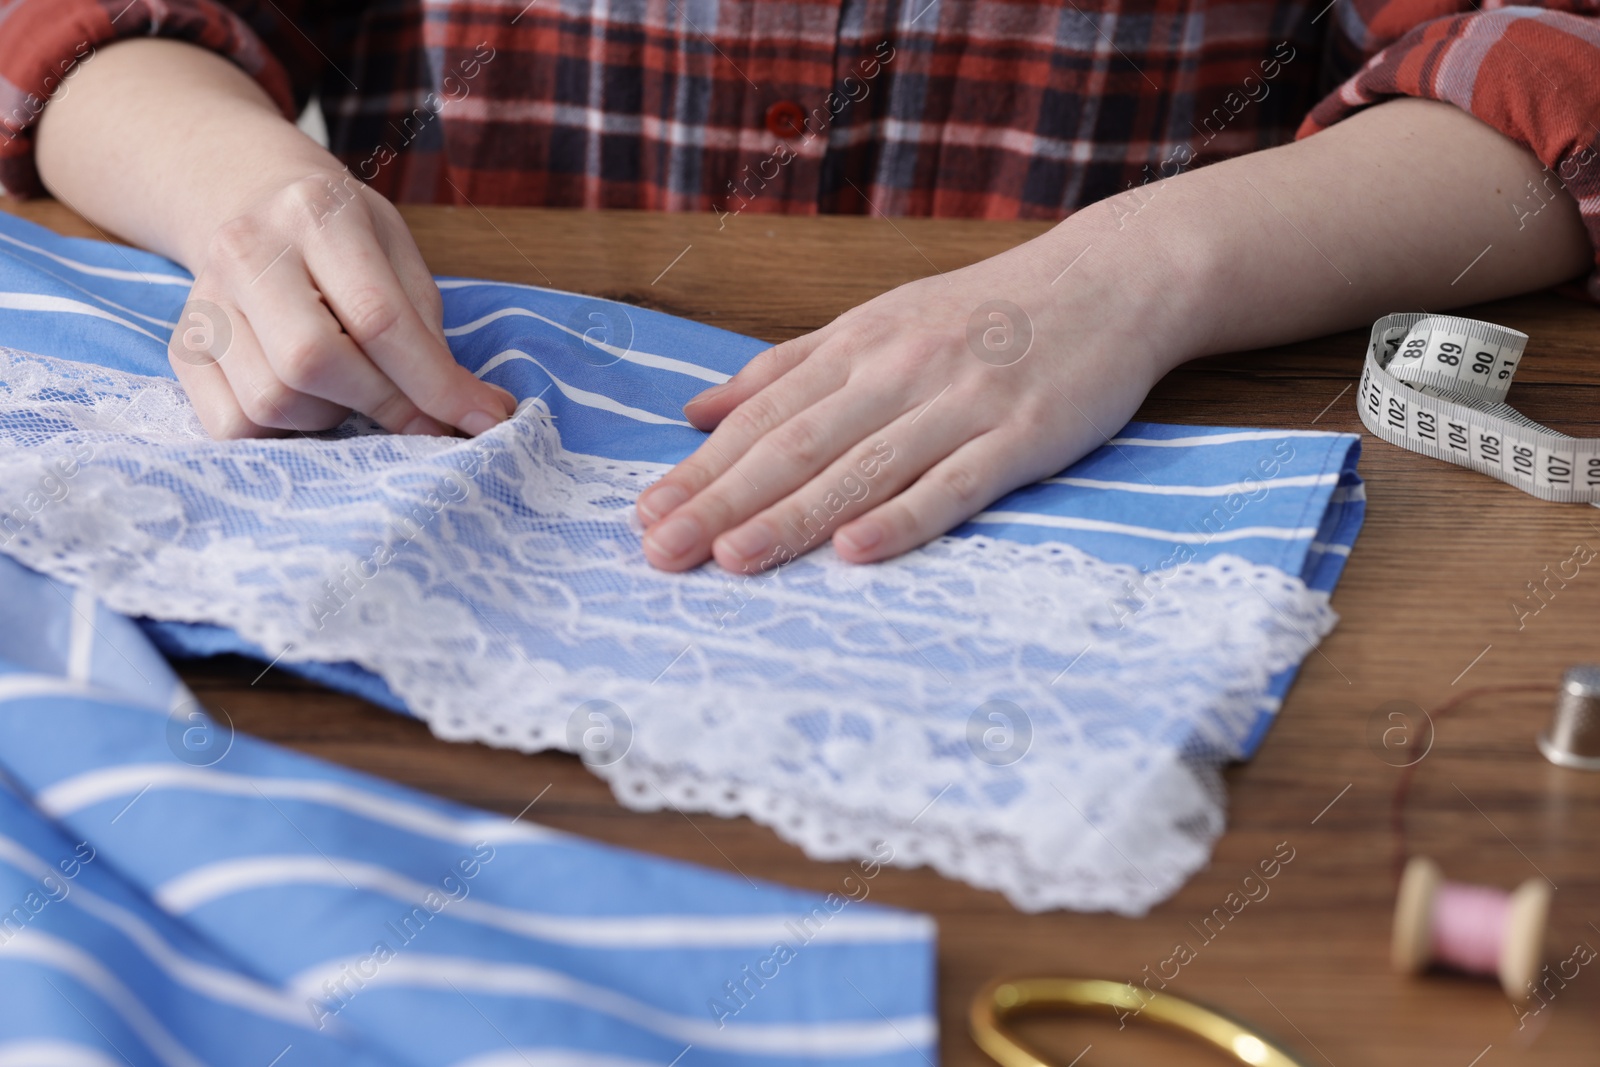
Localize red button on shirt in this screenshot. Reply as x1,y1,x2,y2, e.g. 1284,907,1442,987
764,100,807,139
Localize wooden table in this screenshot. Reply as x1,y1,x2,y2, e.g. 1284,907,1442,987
8,198,1600,1066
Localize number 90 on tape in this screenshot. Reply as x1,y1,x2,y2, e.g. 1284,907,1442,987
1357,313,1600,503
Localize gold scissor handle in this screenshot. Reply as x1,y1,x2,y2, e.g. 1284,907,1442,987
970,978,1311,1067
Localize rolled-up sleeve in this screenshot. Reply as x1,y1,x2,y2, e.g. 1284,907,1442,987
0,0,333,197
1300,1,1600,297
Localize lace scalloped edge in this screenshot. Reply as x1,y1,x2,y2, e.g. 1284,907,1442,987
0,345,1339,913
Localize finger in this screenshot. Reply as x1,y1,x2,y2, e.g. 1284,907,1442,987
636,343,847,526
708,413,972,573
365,200,515,413
394,259,448,348
681,330,828,430
368,192,451,348
832,432,1023,564
234,247,453,435
305,213,515,434
193,300,348,433
168,325,278,439
642,384,919,570
386,256,515,415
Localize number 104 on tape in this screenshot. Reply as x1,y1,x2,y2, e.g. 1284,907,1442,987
1357,313,1600,502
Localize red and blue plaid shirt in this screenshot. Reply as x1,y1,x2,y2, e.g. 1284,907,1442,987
2,0,1597,282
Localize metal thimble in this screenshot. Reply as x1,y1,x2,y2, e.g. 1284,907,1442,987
1538,665,1600,770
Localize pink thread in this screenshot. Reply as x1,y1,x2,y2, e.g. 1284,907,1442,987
1431,880,1511,975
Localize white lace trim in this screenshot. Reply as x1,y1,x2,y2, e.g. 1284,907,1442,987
0,349,1336,913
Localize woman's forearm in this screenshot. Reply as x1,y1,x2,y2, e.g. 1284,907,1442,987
1045,97,1592,370
35,37,338,271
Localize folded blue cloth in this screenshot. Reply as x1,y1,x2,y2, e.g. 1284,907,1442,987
0,553,937,1066
0,210,1363,913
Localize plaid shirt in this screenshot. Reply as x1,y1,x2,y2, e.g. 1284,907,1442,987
1,0,1597,281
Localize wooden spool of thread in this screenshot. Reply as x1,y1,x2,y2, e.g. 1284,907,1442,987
1392,856,1551,999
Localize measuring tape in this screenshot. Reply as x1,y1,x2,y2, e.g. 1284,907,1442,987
1358,313,1600,502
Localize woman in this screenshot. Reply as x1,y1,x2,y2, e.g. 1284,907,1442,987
3,0,1594,574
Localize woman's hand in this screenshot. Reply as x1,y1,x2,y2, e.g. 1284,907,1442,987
170,171,515,438
35,38,514,440
635,226,1187,573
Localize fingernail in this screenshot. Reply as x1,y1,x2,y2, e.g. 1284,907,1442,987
645,515,701,560
638,484,688,523
836,522,883,555
684,383,729,410
460,408,504,436
718,520,773,561
488,384,518,415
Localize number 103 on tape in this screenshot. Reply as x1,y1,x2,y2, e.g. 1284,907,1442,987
1357,313,1600,502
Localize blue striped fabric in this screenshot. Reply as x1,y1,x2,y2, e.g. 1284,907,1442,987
0,553,938,1066
0,209,1363,757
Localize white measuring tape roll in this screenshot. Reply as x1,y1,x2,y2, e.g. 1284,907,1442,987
1358,312,1599,502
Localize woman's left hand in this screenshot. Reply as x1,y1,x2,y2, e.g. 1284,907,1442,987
634,224,1187,573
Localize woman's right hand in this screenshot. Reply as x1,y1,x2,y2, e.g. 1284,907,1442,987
34,38,514,439
169,170,515,438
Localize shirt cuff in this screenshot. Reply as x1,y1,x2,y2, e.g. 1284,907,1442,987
1298,8,1600,300
0,0,298,199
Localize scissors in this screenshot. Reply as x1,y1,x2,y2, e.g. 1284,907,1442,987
970,978,1311,1066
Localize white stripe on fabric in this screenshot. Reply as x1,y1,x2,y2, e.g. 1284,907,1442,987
1308,541,1352,557
475,351,693,426
286,955,937,1057
0,674,157,710
0,293,167,344
0,931,206,1067
0,1042,128,1067
436,278,569,294
451,1051,667,1067
156,855,933,946
66,586,96,684
446,307,729,384
1107,430,1333,447
36,765,557,846
1041,473,1339,495
0,837,311,1028
0,247,180,331
0,231,191,287
967,512,1319,542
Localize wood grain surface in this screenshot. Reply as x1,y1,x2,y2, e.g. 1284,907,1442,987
7,197,1600,1066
